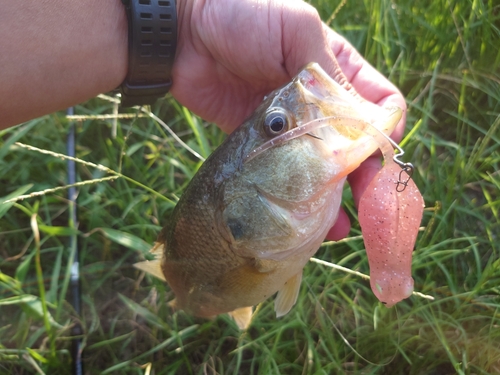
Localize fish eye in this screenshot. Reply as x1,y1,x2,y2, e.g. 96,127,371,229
264,109,290,137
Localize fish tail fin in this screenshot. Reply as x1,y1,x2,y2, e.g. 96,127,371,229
274,272,302,318
228,306,253,330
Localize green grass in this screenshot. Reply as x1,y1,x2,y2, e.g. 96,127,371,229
1,0,499,373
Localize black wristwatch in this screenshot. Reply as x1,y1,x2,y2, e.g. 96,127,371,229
119,0,177,107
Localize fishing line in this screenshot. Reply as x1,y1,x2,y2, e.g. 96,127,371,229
244,113,414,192
94,96,205,161
305,280,401,367
245,116,365,162
244,115,391,156
141,107,206,162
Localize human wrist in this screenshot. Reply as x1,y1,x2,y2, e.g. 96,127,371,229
119,0,178,106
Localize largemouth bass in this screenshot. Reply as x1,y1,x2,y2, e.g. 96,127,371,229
135,63,423,329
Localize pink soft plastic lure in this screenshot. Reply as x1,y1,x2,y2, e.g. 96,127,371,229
359,143,424,307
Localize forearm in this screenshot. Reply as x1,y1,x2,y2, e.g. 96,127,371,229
0,0,128,129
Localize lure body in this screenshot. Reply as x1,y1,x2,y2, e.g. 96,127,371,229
359,157,424,306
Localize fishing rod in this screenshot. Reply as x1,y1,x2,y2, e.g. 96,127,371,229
66,107,83,375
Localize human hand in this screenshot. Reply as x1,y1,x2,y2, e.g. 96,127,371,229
171,0,407,240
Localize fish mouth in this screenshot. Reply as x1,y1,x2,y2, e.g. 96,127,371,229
295,62,401,134
246,63,402,166
295,63,358,109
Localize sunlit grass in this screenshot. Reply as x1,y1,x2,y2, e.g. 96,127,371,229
1,0,499,373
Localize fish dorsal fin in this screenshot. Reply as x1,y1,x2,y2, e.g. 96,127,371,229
134,259,166,282
274,272,302,317
228,306,253,330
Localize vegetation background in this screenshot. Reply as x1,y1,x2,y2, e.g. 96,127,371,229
1,0,499,373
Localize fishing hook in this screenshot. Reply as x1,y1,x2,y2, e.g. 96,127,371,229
378,133,415,193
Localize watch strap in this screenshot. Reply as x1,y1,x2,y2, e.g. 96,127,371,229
120,0,177,107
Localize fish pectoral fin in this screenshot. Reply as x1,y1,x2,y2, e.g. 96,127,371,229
134,259,166,282
228,306,253,330
274,272,302,318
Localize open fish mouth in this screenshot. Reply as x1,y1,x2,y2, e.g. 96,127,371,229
245,63,402,165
